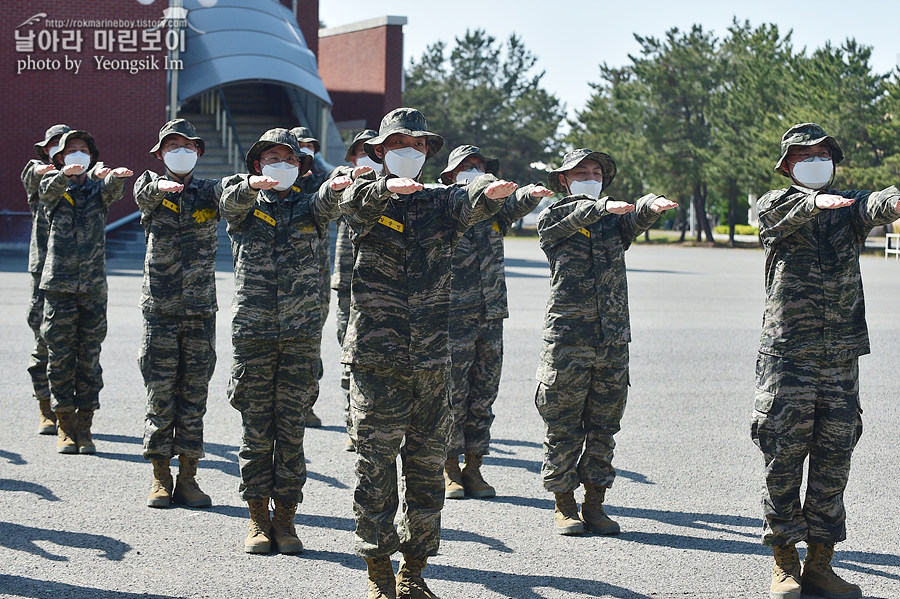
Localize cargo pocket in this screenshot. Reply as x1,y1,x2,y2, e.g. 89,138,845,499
534,362,557,419
228,362,247,411
754,389,775,414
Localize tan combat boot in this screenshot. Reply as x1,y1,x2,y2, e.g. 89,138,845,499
364,556,396,599
581,483,620,534
38,398,56,435
461,454,496,498
443,457,465,499
55,411,78,454
396,554,438,599
801,542,862,599
271,500,303,554
76,409,95,454
172,455,211,507
245,499,271,554
770,544,801,599
553,491,584,535
147,458,174,508
305,409,322,428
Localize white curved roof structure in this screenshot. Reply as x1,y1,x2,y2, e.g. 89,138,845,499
178,0,331,106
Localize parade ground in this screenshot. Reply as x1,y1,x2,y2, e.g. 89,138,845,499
1,239,898,599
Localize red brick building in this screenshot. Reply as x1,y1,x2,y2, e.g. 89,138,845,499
1,0,405,248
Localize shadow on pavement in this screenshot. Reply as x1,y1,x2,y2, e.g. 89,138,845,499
0,521,130,562
428,562,654,599
0,574,183,599
0,479,59,501
0,449,27,465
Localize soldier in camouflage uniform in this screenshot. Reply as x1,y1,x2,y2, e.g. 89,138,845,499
342,108,517,599
291,126,330,428
22,124,70,435
751,123,900,599
438,145,553,499
326,129,380,451
535,149,677,535
134,119,222,509
38,130,133,454
221,129,346,555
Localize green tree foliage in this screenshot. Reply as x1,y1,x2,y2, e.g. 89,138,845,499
571,21,899,242
404,29,565,184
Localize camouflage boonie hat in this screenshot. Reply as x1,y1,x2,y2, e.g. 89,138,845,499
34,124,71,160
364,107,444,163
245,128,312,176
150,118,205,155
547,148,617,194
774,122,844,176
438,145,499,184
290,126,320,154
51,130,100,169
344,129,377,162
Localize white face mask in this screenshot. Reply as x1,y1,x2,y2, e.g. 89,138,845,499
383,147,426,179
356,155,382,174
299,147,315,157
455,168,484,184
567,178,603,199
790,156,833,190
163,147,198,175
47,145,59,160
262,162,299,191
64,151,91,171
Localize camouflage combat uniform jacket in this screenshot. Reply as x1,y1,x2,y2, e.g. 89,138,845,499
757,185,900,361
537,194,662,345
22,160,51,277
134,171,222,317
340,173,505,369
38,170,125,295
328,165,354,296
451,184,541,318
220,175,341,340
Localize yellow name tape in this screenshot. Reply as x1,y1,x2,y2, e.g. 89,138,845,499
378,215,403,232
162,198,180,213
63,192,74,205
578,228,591,238
253,209,276,226
492,222,501,233
291,185,302,193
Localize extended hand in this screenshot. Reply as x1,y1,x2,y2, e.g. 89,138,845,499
529,185,553,198
249,175,279,190
485,180,518,200
36,164,56,176
62,164,86,176
386,178,423,195
352,165,373,179
603,198,635,214
111,167,133,178
815,194,854,210
158,180,184,193
651,197,679,213
329,175,352,191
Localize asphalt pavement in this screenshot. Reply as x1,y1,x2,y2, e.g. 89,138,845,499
1,239,898,599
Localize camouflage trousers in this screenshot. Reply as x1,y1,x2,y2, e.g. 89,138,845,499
534,342,629,492
27,272,50,403
335,289,351,427
41,291,107,413
447,313,502,457
139,313,216,460
350,364,451,558
229,338,320,504
751,353,863,546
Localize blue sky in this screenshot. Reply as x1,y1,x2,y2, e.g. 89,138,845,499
320,0,900,119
